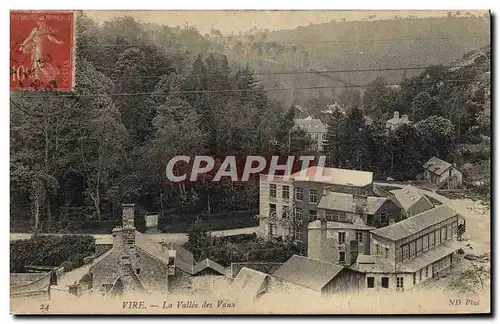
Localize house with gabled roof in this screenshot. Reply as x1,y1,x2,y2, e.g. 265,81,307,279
389,185,435,217
422,156,462,189
272,255,363,295
229,267,271,302
293,118,327,152
89,204,230,295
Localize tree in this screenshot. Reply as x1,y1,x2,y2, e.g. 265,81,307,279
388,124,425,180
74,59,128,219
411,91,437,121
337,88,361,111
324,106,346,167
415,115,456,160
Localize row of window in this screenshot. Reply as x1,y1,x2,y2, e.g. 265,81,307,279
366,276,405,289
269,184,290,200
294,187,318,203
397,222,457,263
294,207,317,222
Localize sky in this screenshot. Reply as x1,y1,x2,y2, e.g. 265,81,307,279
84,10,488,35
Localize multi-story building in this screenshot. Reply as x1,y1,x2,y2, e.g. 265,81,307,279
259,166,383,251
307,219,375,265
351,205,465,291
293,117,327,152
386,111,411,131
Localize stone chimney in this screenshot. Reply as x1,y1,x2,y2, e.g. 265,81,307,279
393,111,400,120
401,114,409,123
122,204,135,227
353,194,368,214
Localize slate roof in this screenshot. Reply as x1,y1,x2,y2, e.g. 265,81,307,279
273,255,346,291
307,220,376,231
290,166,373,187
193,258,228,276
317,192,387,215
294,118,327,133
390,186,434,212
371,205,458,241
423,156,453,175
230,267,270,298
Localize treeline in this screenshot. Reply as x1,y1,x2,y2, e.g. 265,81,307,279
10,14,312,229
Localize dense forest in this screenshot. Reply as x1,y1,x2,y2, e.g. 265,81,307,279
213,12,490,108
10,13,490,233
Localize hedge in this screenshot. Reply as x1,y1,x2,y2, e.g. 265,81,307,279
10,235,96,273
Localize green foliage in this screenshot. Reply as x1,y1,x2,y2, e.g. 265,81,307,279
185,230,302,267
10,235,95,272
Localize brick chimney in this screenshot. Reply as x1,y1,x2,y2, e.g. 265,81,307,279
393,111,400,120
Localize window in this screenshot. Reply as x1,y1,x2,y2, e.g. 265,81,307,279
367,277,375,288
339,251,346,264
338,213,346,222
380,212,388,224
413,273,416,285
441,227,447,241
322,133,327,141
356,232,363,243
269,223,277,237
419,269,422,282
269,184,276,198
385,247,389,258
447,225,452,239
429,232,435,248
452,222,457,235
409,241,416,258
423,235,429,251
402,244,409,261
416,238,423,254
136,268,141,275
269,203,276,215
282,206,290,218
435,230,441,245
309,210,317,222
375,244,381,256
326,210,334,221
381,277,389,288
294,229,303,242
295,187,304,201
309,189,318,204
338,232,346,244
396,277,404,290
282,185,290,199
425,266,428,277
295,208,303,219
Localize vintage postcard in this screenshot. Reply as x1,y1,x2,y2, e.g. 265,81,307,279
9,10,491,315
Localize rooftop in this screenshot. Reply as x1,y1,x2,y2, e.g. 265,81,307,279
290,166,373,187
371,205,458,241
294,118,327,133
230,267,270,298
317,191,387,215
390,186,434,211
273,255,346,291
423,156,453,175
308,220,376,231
397,240,464,272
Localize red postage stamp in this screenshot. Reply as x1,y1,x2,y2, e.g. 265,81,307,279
10,11,75,91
